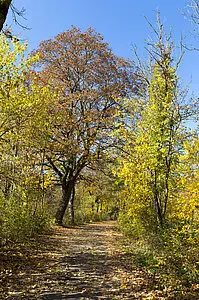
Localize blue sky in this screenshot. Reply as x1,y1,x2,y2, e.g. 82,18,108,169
6,0,199,95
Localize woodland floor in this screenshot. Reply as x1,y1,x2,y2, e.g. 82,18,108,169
0,221,198,300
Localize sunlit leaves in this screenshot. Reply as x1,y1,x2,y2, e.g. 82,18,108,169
116,21,188,230
0,34,55,240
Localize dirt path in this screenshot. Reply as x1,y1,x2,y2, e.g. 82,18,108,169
0,221,191,299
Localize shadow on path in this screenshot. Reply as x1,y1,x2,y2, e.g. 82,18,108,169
2,221,195,299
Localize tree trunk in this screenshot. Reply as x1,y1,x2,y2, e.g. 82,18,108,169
55,179,74,226
154,194,163,227
0,0,12,32
70,185,75,225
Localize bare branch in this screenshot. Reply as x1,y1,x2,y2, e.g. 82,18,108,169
10,4,30,30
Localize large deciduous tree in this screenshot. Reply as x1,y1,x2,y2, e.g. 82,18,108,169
33,26,139,225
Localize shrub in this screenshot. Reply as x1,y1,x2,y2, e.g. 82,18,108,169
0,195,53,244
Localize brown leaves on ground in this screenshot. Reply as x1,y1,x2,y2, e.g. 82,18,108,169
0,221,198,299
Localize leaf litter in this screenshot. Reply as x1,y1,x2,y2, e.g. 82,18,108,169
0,221,198,299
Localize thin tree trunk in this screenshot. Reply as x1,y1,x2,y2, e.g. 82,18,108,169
95,196,99,213
154,194,163,227
4,179,11,198
71,184,75,225
55,179,74,226
153,170,163,227
0,0,12,32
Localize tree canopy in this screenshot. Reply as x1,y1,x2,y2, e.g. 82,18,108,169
31,26,140,225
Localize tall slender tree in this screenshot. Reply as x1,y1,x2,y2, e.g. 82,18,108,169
117,15,189,230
